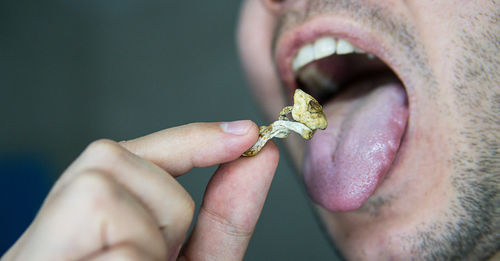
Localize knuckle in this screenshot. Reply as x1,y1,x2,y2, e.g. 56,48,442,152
200,207,253,239
111,243,164,261
183,194,196,218
182,122,211,137
84,139,125,162
172,192,195,223
69,170,122,210
113,245,144,261
180,123,197,137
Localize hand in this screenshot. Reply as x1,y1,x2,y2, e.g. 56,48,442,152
1,120,279,261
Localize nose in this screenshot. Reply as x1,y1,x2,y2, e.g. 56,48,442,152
260,0,286,14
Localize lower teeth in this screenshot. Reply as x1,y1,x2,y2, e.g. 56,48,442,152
297,65,339,92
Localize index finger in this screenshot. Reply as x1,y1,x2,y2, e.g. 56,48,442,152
119,120,259,176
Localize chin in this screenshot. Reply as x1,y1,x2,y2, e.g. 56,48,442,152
267,9,470,261
238,0,500,259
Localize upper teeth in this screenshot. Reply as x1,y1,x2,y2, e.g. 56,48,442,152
336,38,355,54
292,36,369,72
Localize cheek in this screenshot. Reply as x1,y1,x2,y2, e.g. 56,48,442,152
237,0,287,120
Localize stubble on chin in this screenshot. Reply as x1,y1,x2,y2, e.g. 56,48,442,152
276,0,500,260
413,4,500,260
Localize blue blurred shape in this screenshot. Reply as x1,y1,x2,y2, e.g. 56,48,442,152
0,154,53,255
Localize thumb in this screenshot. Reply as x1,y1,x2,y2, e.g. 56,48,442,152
181,142,279,260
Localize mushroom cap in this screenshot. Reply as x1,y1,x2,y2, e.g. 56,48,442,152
291,89,328,130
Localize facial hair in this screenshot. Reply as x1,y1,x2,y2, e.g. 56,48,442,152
415,3,500,260
274,0,500,259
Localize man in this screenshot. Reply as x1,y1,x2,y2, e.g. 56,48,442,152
238,0,500,260
2,1,498,261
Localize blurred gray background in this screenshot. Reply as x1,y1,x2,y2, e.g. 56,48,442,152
0,1,339,259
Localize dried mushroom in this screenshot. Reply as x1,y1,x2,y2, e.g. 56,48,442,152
243,89,328,156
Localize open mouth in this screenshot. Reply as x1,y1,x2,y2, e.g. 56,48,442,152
275,19,409,212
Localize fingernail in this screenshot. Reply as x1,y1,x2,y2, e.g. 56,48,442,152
221,120,252,135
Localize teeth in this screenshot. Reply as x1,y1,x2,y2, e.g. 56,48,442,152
292,45,315,72
354,47,366,53
336,39,355,54
297,65,339,92
313,37,336,60
292,37,372,72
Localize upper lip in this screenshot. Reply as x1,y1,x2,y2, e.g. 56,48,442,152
272,15,414,212
273,14,413,101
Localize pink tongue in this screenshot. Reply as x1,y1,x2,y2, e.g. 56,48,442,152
303,82,408,211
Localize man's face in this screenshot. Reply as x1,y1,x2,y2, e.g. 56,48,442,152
237,0,500,259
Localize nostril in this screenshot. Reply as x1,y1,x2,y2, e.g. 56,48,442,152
260,0,286,14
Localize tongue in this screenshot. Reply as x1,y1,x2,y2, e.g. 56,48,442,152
303,81,408,211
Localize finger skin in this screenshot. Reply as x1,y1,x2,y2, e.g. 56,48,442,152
50,139,195,252
4,170,167,261
1,121,262,261
84,242,158,261
181,142,279,261
119,121,259,176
